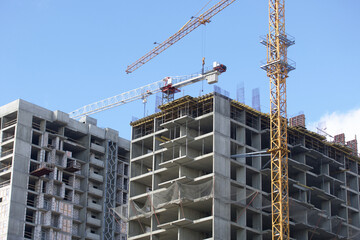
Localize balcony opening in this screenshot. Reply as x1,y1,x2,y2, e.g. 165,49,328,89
31,131,42,146
25,209,35,223
122,193,127,204
26,193,36,208
64,189,73,202
45,121,60,134
30,147,40,161
51,214,60,228
2,111,17,129
32,116,42,131
124,165,129,176
24,224,34,239
1,142,13,158
62,173,71,186
2,126,15,142
65,127,87,147
123,178,128,190
28,178,38,192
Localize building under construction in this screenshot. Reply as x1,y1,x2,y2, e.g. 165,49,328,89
127,92,360,240
0,99,129,240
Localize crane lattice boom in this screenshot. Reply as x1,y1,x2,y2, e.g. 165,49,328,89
70,63,226,119
261,0,295,239
125,0,236,73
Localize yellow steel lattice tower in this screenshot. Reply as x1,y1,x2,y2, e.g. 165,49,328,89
261,0,295,239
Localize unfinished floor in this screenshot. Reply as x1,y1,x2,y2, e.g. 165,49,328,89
127,93,360,240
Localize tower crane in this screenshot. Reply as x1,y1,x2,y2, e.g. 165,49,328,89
83,0,293,239
261,0,295,239
125,0,236,74
69,62,226,119
124,0,294,239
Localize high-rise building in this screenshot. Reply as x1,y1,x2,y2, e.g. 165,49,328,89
127,93,360,240
0,99,129,240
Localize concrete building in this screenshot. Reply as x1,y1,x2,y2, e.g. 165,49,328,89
0,99,129,240
289,114,305,128
127,92,360,240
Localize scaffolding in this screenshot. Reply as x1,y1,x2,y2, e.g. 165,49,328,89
103,141,118,240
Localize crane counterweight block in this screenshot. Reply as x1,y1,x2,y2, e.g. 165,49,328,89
161,84,181,94
213,63,227,73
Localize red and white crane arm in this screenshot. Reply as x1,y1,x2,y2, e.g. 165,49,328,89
70,63,226,119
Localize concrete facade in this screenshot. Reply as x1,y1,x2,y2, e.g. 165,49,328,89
128,93,360,240
0,99,129,240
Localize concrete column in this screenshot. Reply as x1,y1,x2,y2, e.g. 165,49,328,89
236,167,245,184
236,126,245,145
321,201,331,231
7,109,33,239
213,95,231,240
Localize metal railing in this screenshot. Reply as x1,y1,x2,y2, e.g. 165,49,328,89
28,183,37,192
32,122,41,130
45,128,58,134
3,118,17,128
0,165,12,173
2,134,14,142
62,178,72,186
0,180,10,188
64,193,73,202
25,214,35,223
27,199,36,207
24,231,33,239
66,137,86,147
0,148,13,158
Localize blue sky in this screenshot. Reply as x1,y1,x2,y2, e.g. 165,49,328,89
1,0,359,143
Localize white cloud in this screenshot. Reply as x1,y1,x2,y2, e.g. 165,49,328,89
308,108,360,154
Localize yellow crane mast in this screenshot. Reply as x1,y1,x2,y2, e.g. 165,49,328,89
261,0,295,239
125,0,295,238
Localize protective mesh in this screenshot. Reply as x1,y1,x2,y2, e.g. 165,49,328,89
113,183,360,239
153,180,213,208
113,180,213,221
